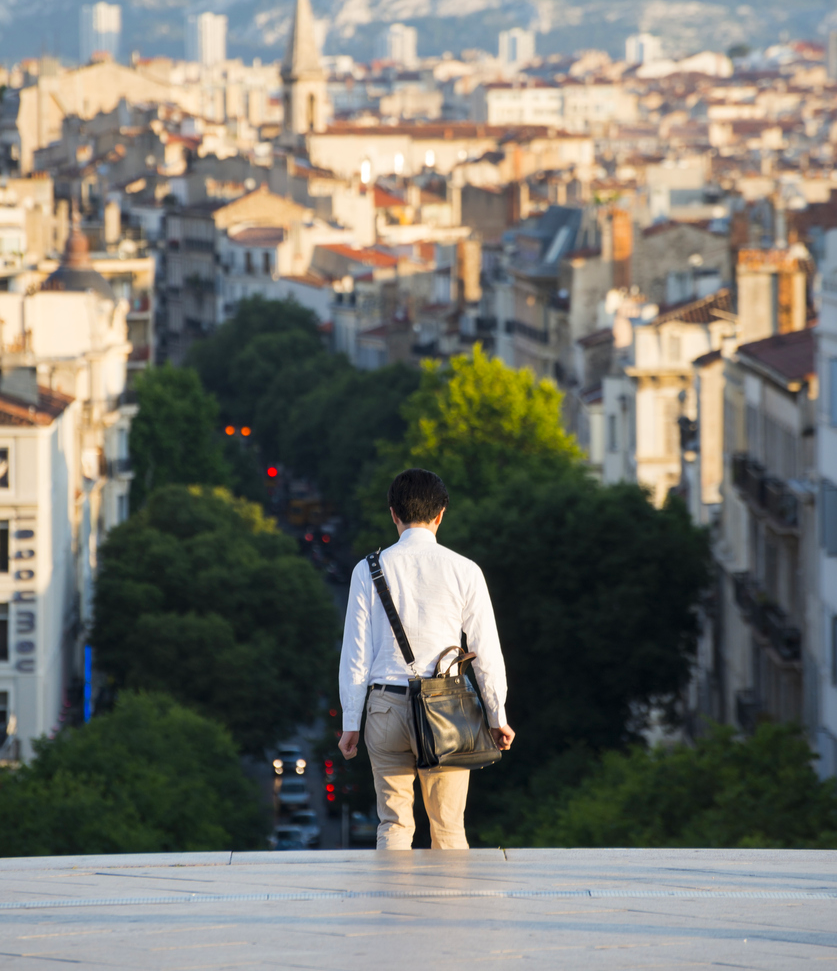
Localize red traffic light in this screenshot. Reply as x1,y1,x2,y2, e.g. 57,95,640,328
267,466,278,478
224,426,235,436
241,426,252,437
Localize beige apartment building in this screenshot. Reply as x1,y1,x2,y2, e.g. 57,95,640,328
0,226,134,759
712,329,817,737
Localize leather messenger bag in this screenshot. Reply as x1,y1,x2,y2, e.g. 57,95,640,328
366,550,501,771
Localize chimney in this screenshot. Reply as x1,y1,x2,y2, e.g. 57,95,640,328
0,367,39,407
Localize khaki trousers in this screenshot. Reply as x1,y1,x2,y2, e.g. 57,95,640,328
364,687,470,850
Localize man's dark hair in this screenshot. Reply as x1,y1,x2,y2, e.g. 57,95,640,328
388,468,449,524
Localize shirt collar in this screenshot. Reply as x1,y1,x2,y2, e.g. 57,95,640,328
397,527,438,545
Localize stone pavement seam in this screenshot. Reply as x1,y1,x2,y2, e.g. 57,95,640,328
4,887,837,911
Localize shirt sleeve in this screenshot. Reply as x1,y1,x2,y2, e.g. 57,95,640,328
339,561,373,731
462,564,508,728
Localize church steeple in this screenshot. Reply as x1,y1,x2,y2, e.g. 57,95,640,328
281,0,328,138
282,0,324,80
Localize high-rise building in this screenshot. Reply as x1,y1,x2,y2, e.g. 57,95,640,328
498,28,535,68
185,11,228,67
625,33,663,66
375,23,418,68
828,30,837,81
79,3,121,65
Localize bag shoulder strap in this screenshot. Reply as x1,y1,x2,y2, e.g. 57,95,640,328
366,549,416,667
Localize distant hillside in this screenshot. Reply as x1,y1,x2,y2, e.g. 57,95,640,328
2,0,834,68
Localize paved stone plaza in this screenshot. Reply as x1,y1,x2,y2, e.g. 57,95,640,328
1,848,836,969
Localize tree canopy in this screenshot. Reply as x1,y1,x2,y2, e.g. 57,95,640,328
518,723,837,849
447,473,711,767
129,363,232,511
92,485,337,752
190,296,420,517
0,692,266,856
357,346,582,547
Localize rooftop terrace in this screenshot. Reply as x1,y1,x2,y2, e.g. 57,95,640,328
1,848,836,969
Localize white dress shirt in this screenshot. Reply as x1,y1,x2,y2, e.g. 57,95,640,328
339,527,508,732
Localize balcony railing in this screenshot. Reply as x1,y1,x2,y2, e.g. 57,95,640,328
764,476,798,528
731,452,799,530
504,319,549,345
732,570,801,661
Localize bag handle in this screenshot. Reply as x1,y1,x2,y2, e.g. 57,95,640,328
434,645,477,678
366,550,416,667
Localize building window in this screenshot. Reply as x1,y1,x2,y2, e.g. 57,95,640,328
117,493,129,524
0,447,8,488
822,479,837,557
0,521,7,573
832,615,837,686
0,691,7,742
668,334,681,363
830,359,837,426
0,604,7,662
608,414,618,452
245,251,253,274
263,251,271,275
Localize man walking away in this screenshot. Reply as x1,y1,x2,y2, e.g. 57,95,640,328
338,468,514,850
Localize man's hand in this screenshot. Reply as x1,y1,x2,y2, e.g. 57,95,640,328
491,725,515,751
338,731,360,760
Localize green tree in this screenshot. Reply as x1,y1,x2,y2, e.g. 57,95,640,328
449,472,710,770
522,723,837,849
129,364,231,511
189,296,325,427
92,485,337,752
358,345,581,546
0,692,267,856
285,363,421,515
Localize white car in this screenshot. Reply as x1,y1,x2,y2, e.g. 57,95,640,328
289,809,321,848
278,777,310,810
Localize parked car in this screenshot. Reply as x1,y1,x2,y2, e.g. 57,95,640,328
289,809,321,848
349,811,378,844
269,743,307,777
269,825,306,851
278,777,310,810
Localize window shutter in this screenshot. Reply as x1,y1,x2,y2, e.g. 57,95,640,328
830,358,837,426
821,478,837,557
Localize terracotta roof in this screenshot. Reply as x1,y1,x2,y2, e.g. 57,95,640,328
229,226,285,246
737,327,816,386
0,386,74,427
653,289,733,326
373,186,405,209
320,244,398,268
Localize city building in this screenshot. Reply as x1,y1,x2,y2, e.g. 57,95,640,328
80,2,121,65
185,12,227,68
471,82,563,127
0,224,133,760
375,24,418,69
602,289,734,506
625,33,663,66
815,242,837,776
498,29,536,70
713,329,817,740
